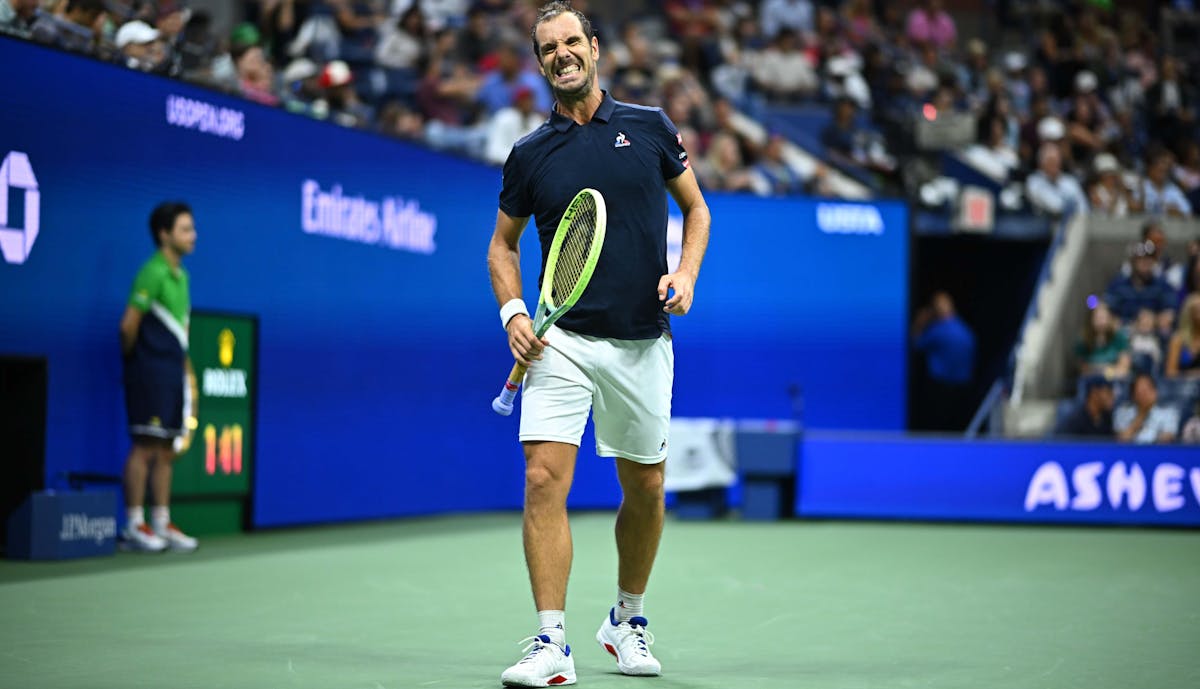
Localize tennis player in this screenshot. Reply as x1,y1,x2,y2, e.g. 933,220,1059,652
487,3,711,685
118,201,200,553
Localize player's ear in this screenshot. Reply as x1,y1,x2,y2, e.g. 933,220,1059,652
591,36,599,61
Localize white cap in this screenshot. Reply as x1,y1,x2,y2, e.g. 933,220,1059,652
282,58,319,84
115,20,159,49
1075,70,1098,93
1004,51,1027,72
1094,152,1119,174
1037,116,1065,141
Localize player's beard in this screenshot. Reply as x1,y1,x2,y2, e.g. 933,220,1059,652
550,62,594,104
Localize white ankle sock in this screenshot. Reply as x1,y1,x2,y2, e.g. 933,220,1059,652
127,507,144,527
616,588,643,622
151,506,170,531
537,610,566,645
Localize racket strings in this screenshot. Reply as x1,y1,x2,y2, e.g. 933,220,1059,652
550,195,597,307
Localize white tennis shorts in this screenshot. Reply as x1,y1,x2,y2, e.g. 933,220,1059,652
519,324,673,463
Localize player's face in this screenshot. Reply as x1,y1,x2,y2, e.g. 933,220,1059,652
535,13,598,101
165,213,197,256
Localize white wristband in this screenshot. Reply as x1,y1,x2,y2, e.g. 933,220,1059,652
500,298,529,330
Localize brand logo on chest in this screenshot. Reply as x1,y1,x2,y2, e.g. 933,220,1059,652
613,132,631,148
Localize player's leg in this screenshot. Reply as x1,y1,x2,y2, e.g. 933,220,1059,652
121,363,168,552
502,326,592,687
614,458,665,598
121,440,166,551
523,440,578,615
150,372,199,556
592,333,672,676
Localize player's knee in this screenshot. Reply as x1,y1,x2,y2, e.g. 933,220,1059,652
624,465,664,501
525,462,568,498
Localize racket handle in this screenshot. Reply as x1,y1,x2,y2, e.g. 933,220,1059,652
491,361,530,416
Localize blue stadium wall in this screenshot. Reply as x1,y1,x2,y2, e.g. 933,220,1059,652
0,38,907,527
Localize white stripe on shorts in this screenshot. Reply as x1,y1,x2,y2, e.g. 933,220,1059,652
519,324,673,463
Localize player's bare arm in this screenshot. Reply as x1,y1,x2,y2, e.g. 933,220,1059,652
487,208,548,366
659,168,711,315
119,305,144,355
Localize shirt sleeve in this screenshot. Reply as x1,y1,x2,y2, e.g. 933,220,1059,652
127,261,163,313
498,147,533,219
1113,405,1134,432
655,109,689,180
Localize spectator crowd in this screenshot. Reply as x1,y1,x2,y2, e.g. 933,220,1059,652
5,0,1200,206
1059,219,1200,444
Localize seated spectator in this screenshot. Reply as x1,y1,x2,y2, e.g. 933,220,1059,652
1054,375,1115,439
1181,398,1200,443
1115,373,1179,443
905,0,956,50
476,41,552,116
376,99,426,140
319,59,373,128
752,133,804,196
1173,139,1200,212
1165,294,1200,378
1128,308,1165,375
1132,148,1193,217
841,0,880,49
483,86,544,165
329,0,388,62
746,27,818,102
694,131,758,192
233,44,280,106
31,0,105,53
1087,153,1131,217
760,0,814,40
375,5,426,70
1025,142,1089,217
1119,219,1187,292
116,20,169,73
1144,55,1195,146
1105,240,1177,333
821,96,860,162
1075,302,1131,379
0,0,41,37
963,116,1020,183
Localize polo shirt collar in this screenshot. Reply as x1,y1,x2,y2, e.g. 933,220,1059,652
549,91,616,132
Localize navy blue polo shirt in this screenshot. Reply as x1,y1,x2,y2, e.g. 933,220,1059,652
499,92,689,340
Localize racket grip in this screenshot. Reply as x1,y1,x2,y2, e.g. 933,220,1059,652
491,361,530,416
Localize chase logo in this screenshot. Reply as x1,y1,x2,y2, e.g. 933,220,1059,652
0,151,41,265
815,203,883,236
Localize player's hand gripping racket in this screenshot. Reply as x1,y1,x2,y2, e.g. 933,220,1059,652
492,188,607,416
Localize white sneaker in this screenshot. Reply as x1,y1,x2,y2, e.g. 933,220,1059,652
500,634,576,687
154,523,199,552
596,608,661,676
120,523,167,552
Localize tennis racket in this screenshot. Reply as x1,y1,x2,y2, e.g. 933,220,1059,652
492,187,607,416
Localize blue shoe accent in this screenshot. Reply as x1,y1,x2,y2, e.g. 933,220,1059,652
537,634,551,643
628,616,648,628
563,645,571,656
608,607,620,625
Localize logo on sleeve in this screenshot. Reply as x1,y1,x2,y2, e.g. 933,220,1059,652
614,132,631,148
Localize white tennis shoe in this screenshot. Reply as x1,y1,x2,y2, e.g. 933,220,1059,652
500,634,576,687
120,523,167,552
154,523,199,552
595,608,661,676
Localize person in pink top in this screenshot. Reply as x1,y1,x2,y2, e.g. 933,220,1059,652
905,0,956,50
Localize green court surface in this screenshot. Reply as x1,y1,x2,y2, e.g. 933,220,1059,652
1,513,1197,689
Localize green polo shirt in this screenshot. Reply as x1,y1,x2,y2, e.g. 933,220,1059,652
128,251,190,353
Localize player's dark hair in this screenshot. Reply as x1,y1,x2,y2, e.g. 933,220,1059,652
149,201,192,246
530,1,593,57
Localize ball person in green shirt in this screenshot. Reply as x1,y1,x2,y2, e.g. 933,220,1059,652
118,202,200,552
